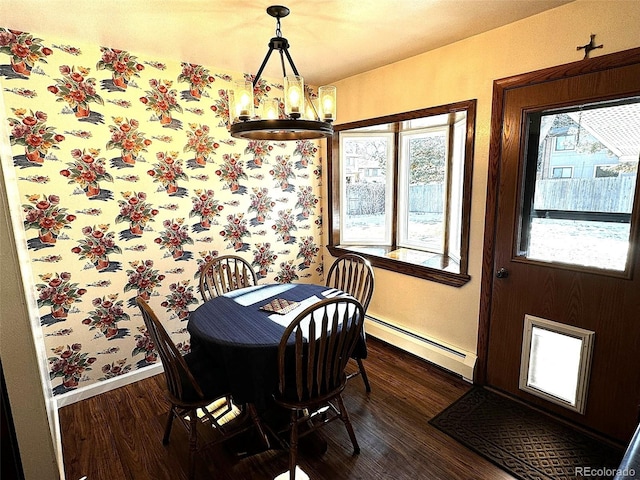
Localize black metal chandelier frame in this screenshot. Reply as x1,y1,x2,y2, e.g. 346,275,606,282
229,5,334,141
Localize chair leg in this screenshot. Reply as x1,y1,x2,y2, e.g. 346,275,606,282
163,406,176,444
335,395,360,454
356,358,371,392
246,402,270,449
289,410,299,480
188,409,198,480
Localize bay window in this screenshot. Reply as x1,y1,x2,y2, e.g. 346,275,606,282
328,100,476,286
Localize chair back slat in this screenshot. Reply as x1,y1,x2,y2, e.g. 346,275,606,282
136,297,203,401
277,297,365,403
199,255,258,301
326,254,375,312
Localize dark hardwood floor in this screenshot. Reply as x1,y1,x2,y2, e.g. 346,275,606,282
59,337,516,480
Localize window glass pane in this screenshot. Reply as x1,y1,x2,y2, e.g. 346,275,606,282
399,129,447,251
448,118,466,261
340,133,393,244
521,99,640,271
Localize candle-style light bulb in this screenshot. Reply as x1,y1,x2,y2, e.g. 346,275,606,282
234,80,253,121
285,75,304,119
264,98,280,119
318,85,336,122
240,93,250,116
289,89,300,112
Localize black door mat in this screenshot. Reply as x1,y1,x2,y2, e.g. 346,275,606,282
429,387,624,480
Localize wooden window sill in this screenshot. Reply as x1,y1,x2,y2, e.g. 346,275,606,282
328,245,471,287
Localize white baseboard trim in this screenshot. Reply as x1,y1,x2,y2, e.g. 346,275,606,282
54,363,164,409
366,315,476,382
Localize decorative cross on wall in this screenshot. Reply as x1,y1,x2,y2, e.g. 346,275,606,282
577,34,603,59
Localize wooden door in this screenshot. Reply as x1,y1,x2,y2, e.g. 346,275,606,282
482,49,640,444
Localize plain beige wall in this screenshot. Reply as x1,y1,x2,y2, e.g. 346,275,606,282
1,162,62,478
325,0,640,355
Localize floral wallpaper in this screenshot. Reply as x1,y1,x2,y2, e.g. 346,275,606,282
0,28,324,396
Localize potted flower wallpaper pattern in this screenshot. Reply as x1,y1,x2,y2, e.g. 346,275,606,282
0,27,325,396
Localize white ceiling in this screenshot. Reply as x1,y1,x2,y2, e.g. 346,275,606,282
1,0,574,86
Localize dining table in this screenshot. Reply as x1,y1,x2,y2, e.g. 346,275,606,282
187,282,366,414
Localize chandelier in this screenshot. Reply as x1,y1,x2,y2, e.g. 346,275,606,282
228,5,336,141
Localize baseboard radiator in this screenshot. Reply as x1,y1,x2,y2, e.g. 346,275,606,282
365,315,476,382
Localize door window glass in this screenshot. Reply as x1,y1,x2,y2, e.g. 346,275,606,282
519,99,640,272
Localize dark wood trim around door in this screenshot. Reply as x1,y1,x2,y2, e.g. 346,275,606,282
476,46,640,384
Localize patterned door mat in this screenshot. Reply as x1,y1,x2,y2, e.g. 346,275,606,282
429,387,624,480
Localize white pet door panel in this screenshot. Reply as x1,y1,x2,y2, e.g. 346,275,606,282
519,315,594,414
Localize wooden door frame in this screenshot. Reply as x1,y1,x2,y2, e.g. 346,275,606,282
476,47,640,384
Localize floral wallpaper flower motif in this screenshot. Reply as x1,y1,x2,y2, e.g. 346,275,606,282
36,271,86,323
293,140,317,168
147,150,188,195
191,250,220,284
160,280,198,320
244,140,272,168
106,116,152,165
246,74,270,107
248,187,275,225
215,153,247,193
140,78,182,127
270,155,295,191
115,191,158,237
190,188,223,230
220,213,251,251
124,260,164,302
211,88,232,127
22,193,76,246
8,108,65,164
297,236,319,269
132,326,157,367
274,259,299,283
184,123,218,166
96,47,144,90
252,242,277,279
295,185,319,220
178,63,215,100
48,65,103,119
60,148,113,198
71,224,121,271
2,27,324,396
49,343,96,393
273,209,297,244
82,294,130,339
99,359,132,380
0,28,53,77
155,218,193,259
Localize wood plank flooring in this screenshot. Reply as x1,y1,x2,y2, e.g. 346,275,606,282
59,338,516,480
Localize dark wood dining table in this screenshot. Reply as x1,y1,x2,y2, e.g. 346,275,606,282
187,282,366,413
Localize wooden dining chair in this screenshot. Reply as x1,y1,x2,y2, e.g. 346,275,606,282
273,297,365,480
325,253,374,392
199,255,258,302
136,297,269,479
